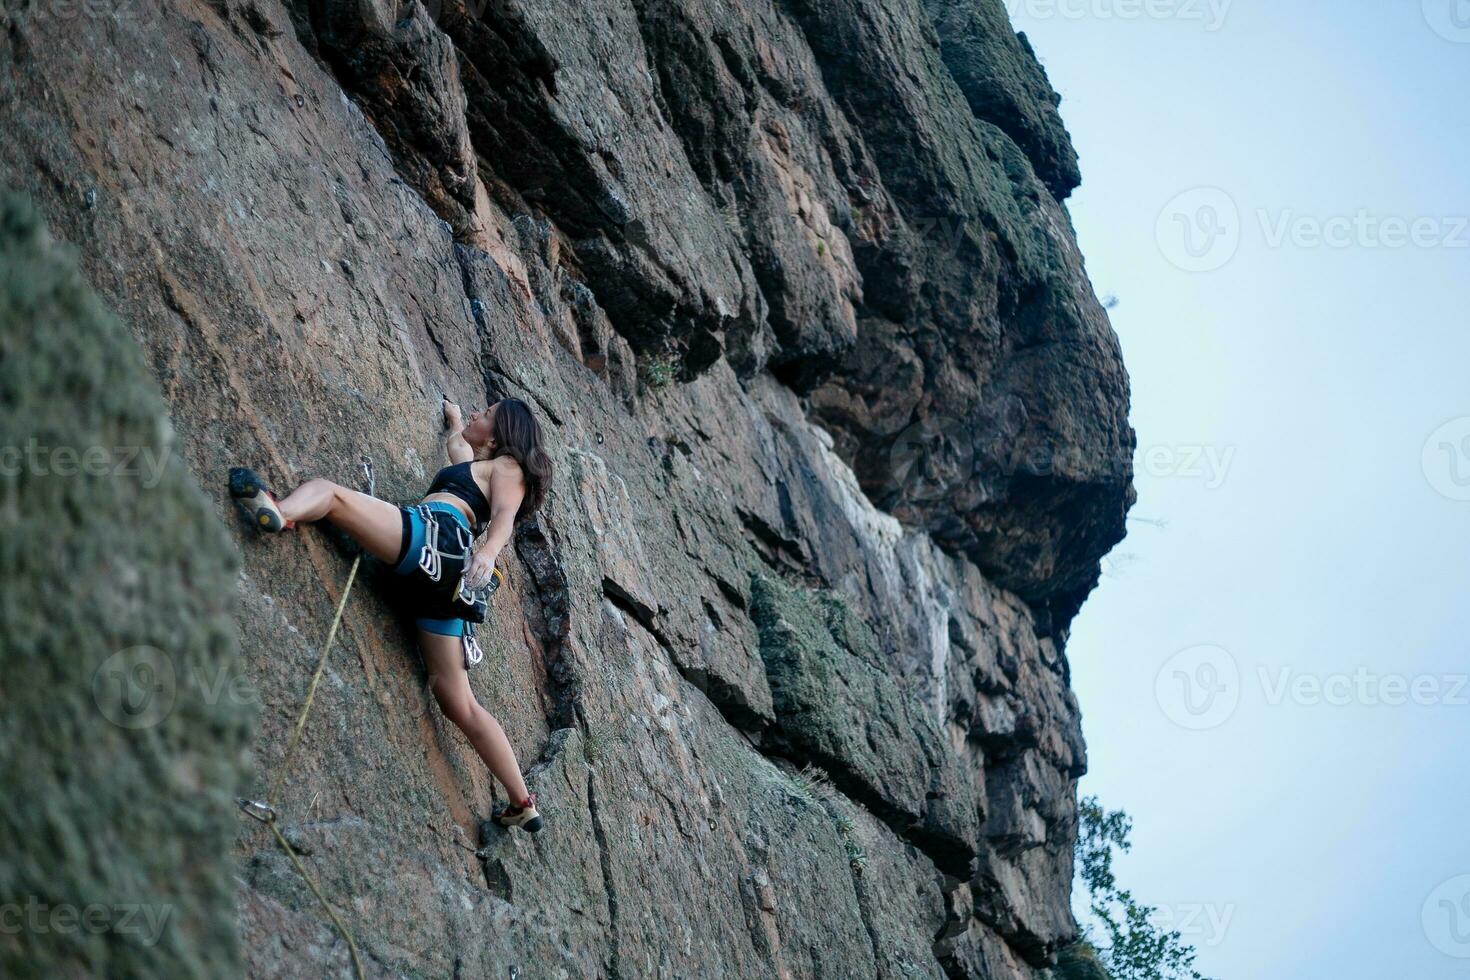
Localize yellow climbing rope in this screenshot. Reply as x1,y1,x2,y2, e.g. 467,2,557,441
269,551,361,805
267,817,364,979
237,458,373,980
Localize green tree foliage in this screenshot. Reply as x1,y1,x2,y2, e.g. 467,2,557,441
1074,797,1213,980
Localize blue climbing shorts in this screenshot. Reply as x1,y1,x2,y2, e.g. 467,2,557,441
392,501,475,636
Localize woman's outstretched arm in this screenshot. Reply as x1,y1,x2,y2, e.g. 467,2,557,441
442,397,473,464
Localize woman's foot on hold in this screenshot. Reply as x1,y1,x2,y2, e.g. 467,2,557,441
229,467,294,532
492,792,542,833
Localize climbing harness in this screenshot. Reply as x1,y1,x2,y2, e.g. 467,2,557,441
235,456,375,980
409,500,476,584
403,502,491,626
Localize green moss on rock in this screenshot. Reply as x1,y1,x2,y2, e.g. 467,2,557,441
0,195,250,979
749,573,979,877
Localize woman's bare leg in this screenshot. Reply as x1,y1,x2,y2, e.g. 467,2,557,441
275,478,403,563
419,629,531,804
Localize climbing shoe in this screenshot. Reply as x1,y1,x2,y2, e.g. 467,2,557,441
229,467,294,532
491,792,542,833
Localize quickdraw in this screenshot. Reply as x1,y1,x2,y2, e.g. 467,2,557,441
462,627,485,670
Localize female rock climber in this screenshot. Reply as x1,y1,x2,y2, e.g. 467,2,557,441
228,396,554,833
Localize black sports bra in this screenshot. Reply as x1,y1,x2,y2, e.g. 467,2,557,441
425,461,492,528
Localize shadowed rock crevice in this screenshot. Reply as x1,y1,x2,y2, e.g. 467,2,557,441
440,0,770,377
511,517,579,733
284,0,484,241
584,770,625,980
630,0,866,387
739,506,812,576
602,575,666,645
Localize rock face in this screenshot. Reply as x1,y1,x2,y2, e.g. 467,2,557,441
921,0,1081,201
0,0,1131,972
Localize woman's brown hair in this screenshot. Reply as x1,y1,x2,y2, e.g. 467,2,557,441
484,397,552,520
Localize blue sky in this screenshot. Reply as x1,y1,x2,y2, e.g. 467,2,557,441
1009,2,1470,977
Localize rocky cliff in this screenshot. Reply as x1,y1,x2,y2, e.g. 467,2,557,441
0,0,1133,972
